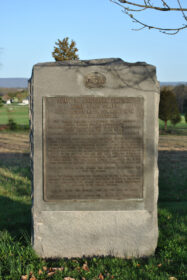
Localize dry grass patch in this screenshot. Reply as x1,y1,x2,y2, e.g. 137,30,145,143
0,132,29,154
159,135,187,151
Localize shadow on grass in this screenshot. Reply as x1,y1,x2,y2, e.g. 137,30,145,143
0,152,31,240
160,128,187,136
0,195,31,239
158,150,187,202
0,152,30,169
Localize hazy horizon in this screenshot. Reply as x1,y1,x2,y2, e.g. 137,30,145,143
1,78,187,89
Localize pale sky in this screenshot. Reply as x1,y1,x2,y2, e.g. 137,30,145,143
0,0,186,82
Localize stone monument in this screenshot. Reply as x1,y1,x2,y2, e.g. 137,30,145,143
29,58,159,258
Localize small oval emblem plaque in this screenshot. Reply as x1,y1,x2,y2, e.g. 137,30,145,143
84,72,106,88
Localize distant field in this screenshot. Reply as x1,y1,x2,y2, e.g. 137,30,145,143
0,104,29,125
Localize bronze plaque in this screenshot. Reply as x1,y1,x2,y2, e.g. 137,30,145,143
43,96,144,201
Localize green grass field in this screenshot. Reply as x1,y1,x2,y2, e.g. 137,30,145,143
0,132,186,279
0,104,29,125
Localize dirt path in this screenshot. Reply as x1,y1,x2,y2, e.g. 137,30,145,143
0,132,29,154
159,135,187,151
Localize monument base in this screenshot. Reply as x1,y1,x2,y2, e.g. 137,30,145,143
33,210,158,258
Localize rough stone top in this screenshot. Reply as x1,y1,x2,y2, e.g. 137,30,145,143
33,58,155,70
30,58,159,91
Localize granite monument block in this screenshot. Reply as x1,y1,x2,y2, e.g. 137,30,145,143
29,58,159,258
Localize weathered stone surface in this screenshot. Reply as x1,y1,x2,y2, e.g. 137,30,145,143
30,58,159,258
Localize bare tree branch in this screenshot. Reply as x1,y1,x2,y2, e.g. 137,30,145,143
177,0,187,20
110,0,187,34
118,0,187,11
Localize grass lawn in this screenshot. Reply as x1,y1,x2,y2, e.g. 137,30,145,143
0,132,186,279
0,104,29,125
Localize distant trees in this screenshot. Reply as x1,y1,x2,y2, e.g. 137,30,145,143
159,88,181,130
0,96,3,108
185,112,187,123
173,84,187,114
1,90,28,104
171,114,181,126
52,37,79,61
